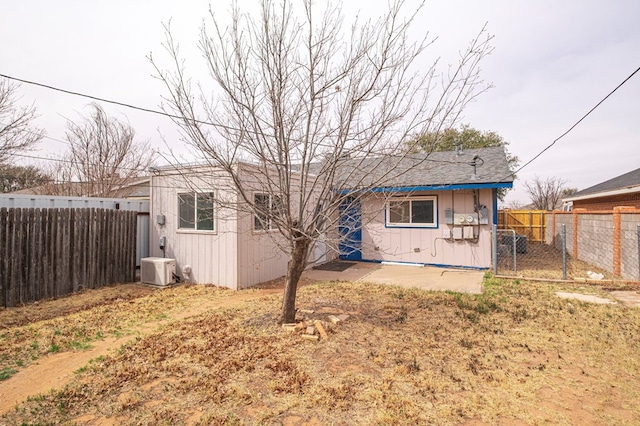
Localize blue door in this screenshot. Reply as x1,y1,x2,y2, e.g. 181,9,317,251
339,197,362,261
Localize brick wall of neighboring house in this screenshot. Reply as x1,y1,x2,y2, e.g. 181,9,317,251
572,192,640,211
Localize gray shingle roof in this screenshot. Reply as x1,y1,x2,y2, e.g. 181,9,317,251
332,146,513,190
570,167,640,198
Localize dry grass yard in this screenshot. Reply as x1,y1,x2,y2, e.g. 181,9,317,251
1,277,640,425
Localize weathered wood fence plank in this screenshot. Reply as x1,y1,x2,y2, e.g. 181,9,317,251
0,208,137,307
0,208,7,308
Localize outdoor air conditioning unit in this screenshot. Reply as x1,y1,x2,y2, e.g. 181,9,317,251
141,257,176,287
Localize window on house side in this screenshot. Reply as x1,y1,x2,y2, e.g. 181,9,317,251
387,196,437,227
178,192,215,231
254,193,282,231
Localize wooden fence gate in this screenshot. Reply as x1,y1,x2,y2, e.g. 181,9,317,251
0,208,137,308
498,209,547,243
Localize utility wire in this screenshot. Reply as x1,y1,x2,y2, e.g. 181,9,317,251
508,65,640,180
3,71,522,185
10,150,162,175
0,123,70,148
0,72,216,127
1,72,488,165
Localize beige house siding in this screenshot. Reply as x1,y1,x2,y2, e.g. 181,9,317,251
149,171,239,288
236,209,289,289
149,165,309,289
234,164,327,287
361,189,494,268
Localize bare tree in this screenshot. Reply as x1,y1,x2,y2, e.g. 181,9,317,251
524,176,568,210
37,159,85,196
0,79,44,164
61,103,155,197
507,199,525,209
152,0,492,323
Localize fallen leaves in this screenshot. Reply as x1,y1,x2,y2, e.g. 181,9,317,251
1,279,640,425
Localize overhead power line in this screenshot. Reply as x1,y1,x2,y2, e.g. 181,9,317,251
0,72,479,173
0,72,217,127
508,65,640,179
11,66,635,188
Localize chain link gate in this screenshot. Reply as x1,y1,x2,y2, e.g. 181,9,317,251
492,224,569,279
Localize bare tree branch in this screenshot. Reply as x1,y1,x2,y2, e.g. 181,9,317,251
0,79,44,164
524,176,568,211
57,103,155,197
151,0,492,323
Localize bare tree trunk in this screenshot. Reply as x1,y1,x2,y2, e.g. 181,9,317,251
281,237,310,324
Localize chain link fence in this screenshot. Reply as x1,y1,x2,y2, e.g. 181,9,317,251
492,212,640,282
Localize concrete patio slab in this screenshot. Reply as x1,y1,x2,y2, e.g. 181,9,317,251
609,291,640,308
359,264,484,294
303,261,379,283
555,292,617,305
304,261,484,294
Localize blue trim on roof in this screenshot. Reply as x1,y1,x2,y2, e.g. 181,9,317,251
337,182,513,194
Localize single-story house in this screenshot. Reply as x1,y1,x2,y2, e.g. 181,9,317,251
563,167,640,211
149,147,513,289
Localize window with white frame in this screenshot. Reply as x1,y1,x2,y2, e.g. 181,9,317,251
386,196,437,227
178,192,215,231
254,193,283,231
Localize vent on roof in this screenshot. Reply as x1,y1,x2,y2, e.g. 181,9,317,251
470,155,483,180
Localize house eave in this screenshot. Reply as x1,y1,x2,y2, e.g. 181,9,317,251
564,185,640,202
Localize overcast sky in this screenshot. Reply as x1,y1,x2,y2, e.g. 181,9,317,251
1,0,639,206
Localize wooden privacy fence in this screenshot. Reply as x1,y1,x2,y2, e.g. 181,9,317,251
0,208,137,308
498,209,547,243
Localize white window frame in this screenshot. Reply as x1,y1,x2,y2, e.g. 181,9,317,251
254,193,282,232
386,195,437,228
177,191,215,232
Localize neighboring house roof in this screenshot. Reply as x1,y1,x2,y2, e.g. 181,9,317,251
12,181,86,196
564,167,640,202
11,176,150,198
333,146,514,192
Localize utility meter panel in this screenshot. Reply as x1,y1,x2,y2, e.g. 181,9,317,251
453,212,479,225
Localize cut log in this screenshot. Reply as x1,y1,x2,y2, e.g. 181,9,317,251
314,320,328,340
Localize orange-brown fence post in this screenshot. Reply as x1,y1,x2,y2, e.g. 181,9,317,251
612,206,636,277
613,207,621,276
572,210,579,259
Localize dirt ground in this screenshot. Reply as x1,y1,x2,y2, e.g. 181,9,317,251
0,283,284,416
0,284,155,329
1,278,640,425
